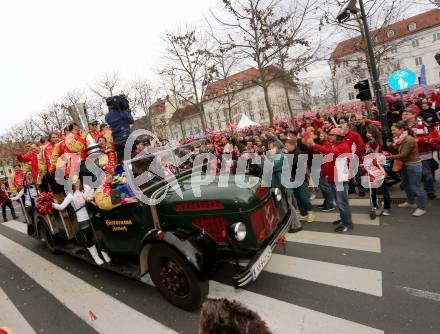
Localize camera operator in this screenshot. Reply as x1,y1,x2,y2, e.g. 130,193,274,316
105,95,134,164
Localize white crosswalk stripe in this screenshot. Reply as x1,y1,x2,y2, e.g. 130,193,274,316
286,231,382,253
265,254,382,297
0,287,37,334
0,232,177,334
0,218,384,334
311,212,379,226
312,198,371,207
209,282,383,334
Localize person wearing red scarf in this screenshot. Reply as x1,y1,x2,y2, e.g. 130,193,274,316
16,143,39,183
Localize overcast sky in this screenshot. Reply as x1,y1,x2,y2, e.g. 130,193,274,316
0,0,432,136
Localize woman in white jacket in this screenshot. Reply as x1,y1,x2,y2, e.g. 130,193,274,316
52,175,111,266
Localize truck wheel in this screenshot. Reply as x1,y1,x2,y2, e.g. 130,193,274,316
39,222,58,254
148,243,208,310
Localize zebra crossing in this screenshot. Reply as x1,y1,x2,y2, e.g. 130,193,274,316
0,198,386,334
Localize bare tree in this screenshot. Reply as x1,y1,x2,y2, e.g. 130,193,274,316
210,0,307,126
130,77,158,130
205,21,245,124
319,76,341,106
90,72,122,98
161,26,216,129
272,0,322,120
158,68,187,136
323,0,409,81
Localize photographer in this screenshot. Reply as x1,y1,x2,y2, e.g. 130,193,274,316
105,95,134,164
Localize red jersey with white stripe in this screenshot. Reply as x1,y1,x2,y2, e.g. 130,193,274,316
408,120,438,161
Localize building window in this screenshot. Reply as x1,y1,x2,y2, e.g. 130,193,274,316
387,30,395,39
418,77,422,84
346,77,352,84
8,169,12,174
348,92,355,100
412,39,419,48
0,170,3,176
408,22,417,31
415,57,423,66
434,32,440,42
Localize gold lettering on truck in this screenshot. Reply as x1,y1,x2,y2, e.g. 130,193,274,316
105,220,133,232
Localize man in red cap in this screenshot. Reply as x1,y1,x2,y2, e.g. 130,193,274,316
303,127,354,233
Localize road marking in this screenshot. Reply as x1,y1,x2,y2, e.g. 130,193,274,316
286,231,382,253
312,198,371,207
264,254,383,297
398,286,440,302
3,220,27,234
209,281,383,334
313,212,379,226
0,287,37,334
2,220,385,334
5,220,383,296
0,234,177,334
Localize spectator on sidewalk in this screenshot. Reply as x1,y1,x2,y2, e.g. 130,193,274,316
284,138,315,224
388,121,427,217
402,107,438,199
0,183,18,222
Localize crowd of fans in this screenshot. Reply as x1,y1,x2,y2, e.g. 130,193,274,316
2,91,439,233
174,91,440,232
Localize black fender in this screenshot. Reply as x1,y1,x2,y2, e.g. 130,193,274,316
138,228,218,280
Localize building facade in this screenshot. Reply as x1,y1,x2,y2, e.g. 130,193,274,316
138,67,303,141
330,9,440,104
202,67,302,132
168,105,204,140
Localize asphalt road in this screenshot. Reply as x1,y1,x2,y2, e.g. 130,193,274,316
1,194,440,334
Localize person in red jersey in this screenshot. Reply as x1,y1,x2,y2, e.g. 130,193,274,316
303,127,354,233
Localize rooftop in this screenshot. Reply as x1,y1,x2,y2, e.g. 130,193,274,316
203,65,288,101
330,9,440,60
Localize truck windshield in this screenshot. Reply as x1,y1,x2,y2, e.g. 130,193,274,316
124,138,213,191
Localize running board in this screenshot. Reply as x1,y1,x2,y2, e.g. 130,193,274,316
56,242,140,280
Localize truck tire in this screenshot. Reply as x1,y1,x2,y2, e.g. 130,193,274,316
38,222,58,254
148,243,208,310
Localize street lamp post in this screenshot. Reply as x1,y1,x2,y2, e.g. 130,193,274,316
357,0,389,137
337,0,389,136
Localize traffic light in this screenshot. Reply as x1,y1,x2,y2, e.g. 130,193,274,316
435,52,440,66
354,79,372,101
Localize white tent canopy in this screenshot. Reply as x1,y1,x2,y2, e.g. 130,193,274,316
236,114,260,129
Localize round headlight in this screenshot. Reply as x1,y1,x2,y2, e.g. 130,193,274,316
274,188,282,202
232,222,247,241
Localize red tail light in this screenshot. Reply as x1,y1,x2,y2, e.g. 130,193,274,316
256,186,268,199
192,217,228,244
174,200,224,212
251,199,279,242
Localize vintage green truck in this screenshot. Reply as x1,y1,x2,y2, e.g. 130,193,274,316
28,140,293,310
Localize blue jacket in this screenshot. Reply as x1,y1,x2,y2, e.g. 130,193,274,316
105,109,134,143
